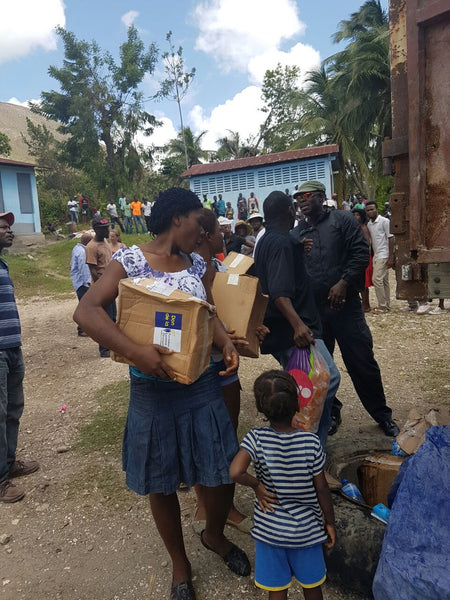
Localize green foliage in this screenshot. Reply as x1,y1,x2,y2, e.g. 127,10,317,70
160,127,208,184
33,26,158,197
213,130,258,161
0,131,11,156
375,174,393,209
259,64,303,153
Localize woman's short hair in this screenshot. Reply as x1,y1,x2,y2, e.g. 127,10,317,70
198,208,218,236
148,187,202,235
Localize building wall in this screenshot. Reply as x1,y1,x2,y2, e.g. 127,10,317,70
189,156,335,208
0,164,41,234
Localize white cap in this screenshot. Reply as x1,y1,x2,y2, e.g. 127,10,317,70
218,216,233,225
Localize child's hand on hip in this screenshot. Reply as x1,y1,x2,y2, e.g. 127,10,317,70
255,483,279,513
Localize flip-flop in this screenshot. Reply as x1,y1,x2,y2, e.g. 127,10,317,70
226,516,253,534
200,530,251,577
170,580,196,600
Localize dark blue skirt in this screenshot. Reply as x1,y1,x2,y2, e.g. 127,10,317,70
123,367,238,495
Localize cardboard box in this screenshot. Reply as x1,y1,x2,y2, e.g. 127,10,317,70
396,408,450,455
357,453,404,507
212,272,268,358
222,252,254,274
111,277,215,385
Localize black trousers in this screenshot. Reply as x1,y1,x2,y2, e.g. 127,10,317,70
319,294,392,423
99,302,116,356
76,285,89,335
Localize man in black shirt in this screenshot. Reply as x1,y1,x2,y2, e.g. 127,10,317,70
293,181,399,437
254,191,340,449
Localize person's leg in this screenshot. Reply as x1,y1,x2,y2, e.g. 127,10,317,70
372,258,388,309
139,216,146,234
0,349,25,481
303,587,323,600
320,314,343,432
333,298,393,423
201,483,234,554
116,217,125,233
313,339,340,450
149,492,192,586
383,265,391,309
269,591,288,600
76,285,89,335
98,302,116,356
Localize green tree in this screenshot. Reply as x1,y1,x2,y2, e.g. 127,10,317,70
214,130,258,161
259,64,303,153
0,132,11,156
32,26,158,197
160,127,207,184
154,31,196,170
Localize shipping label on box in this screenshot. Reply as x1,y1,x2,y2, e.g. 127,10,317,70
111,277,215,384
223,252,254,274
212,272,268,358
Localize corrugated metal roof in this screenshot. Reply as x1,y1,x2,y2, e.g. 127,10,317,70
0,157,36,168
181,144,339,177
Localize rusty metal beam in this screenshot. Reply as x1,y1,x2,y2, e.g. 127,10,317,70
407,0,426,251
418,248,450,263
416,1,450,25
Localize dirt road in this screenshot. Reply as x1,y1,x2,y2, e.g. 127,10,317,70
1,289,448,599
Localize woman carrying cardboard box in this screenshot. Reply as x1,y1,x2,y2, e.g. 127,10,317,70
74,188,250,600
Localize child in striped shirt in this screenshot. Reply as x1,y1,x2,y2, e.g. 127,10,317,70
230,370,336,600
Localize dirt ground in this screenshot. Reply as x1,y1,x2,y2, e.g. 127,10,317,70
1,281,449,600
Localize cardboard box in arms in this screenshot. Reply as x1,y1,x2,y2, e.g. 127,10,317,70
222,251,254,274
111,277,215,385
212,272,268,358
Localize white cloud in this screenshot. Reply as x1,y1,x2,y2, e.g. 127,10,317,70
135,116,178,151
193,0,304,73
0,0,65,64
189,86,264,150
7,97,40,108
248,42,321,85
121,10,139,28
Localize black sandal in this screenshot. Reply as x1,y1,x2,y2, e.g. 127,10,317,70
170,580,196,600
200,530,251,577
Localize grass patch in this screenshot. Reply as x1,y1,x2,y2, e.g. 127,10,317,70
6,231,151,300
76,380,129,454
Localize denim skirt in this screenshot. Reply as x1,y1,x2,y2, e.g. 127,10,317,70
123,366,238,495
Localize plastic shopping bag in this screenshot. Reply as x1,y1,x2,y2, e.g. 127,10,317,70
285,344,330,433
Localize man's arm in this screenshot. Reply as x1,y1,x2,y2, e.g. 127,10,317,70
274,297,314,347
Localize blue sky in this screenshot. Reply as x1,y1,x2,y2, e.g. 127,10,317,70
1,0,388,150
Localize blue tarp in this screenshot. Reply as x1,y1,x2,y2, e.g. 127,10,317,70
373,426,450,600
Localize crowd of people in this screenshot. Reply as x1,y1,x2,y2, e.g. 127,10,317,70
1,181,441,600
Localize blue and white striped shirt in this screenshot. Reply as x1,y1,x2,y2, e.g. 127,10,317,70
241,427,326,548
0,257,21,349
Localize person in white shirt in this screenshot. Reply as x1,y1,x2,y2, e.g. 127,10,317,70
366,201,394,313
142,198,152,232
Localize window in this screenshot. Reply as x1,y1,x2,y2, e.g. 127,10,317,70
258,171,265,187
290,165,299,181
308,163,317,179
224,175,231,192
247,172,255,188
193,180,201,195
299,164,308,181
0,173,4,213
266,169,274,186
317,161,326,178
216,176,224,193
239,173,246,190
282,166,290,183
274,168,282,185
231,174,239,191
208,177,216,193
17,173,33,214
201,180,208,193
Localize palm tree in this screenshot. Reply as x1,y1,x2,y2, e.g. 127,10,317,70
215,130,258,160
164,127,208,168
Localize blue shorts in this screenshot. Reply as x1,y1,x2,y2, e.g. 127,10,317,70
254,540,326,591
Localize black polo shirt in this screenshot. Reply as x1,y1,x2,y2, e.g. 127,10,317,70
254,227,322,354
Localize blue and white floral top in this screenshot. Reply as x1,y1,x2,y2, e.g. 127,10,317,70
113,245,207,300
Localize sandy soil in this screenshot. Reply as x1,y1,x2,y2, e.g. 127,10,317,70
1,282,449,600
